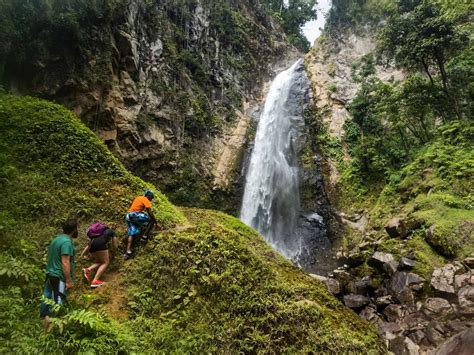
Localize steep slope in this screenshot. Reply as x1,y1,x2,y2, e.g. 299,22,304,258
0,95,384,352
0,0,300,211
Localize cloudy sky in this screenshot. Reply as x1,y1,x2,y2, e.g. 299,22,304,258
302,0,331,45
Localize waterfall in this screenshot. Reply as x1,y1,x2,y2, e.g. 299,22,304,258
240,59,306,260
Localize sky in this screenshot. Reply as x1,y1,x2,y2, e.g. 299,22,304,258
302,0,331,45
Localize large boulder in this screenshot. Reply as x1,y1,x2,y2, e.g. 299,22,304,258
458,285,474,316
463,256,474,268
454,272,471,290
360,306,382,325
385,217,408,239
389,272,425,303
376,295,394,310
399,257,416,270
422,298,454,318
431,265,456,295
388,335,420,355
369,252,399,276
383,304,405,323
343,294,370,309
430,327,474,355
326,278,341,295
348,276,373,295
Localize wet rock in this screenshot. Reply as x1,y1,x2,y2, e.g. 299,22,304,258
389,335,420,355
325,278,341,295
399,257,416,270
360,306,382,324
384,304,405,322
430,327,474,355
376,295,394,310
422,298,453,318
458,285,474,315
369,252,399,276
343,294,370,309
385,217,408,239
431,265,456,295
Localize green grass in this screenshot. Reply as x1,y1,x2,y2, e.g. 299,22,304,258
0,95,385,352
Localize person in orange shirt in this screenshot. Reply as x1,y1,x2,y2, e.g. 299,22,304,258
124,190,157,259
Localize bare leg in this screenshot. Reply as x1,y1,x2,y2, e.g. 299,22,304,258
92,250,109,282
126,236,133,253
87,263,101,271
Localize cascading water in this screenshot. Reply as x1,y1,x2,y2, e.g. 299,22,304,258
240,59,306,260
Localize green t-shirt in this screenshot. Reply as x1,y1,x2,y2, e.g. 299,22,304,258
46,234,75,281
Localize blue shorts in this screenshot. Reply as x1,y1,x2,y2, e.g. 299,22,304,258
39,276,67,317
125,212,150,236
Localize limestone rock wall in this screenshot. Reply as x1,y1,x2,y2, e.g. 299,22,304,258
4,0,298,212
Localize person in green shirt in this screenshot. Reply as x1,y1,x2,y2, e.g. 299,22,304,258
40,220,78,322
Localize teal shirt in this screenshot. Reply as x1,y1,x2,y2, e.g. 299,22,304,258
46,234,75,281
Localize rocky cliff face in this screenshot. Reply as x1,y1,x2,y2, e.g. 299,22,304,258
304,21,474,355
3,0,298,212
305,27,404,200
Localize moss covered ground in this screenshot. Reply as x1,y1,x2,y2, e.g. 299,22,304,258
0,95,385,353
333,120,473,278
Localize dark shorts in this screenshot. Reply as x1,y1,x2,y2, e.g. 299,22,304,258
89,236,108,253
39,276,67,317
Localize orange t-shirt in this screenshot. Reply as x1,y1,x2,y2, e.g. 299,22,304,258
128,196,152,213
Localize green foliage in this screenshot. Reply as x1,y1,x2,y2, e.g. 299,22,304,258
262,0,317,51
325,0,393,34
377,0,472,118
122,208,384,352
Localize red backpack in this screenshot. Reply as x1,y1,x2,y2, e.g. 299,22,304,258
86,222,108,239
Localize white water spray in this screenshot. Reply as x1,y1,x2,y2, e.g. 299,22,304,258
240,59,305,259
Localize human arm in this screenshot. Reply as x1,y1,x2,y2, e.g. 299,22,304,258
146,208,157,224
61,255,72,289
80,244,89,258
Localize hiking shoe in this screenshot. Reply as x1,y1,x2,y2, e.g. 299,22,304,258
91,280,105,288
141,235,149,242
83,268,91,283
124,251,133,260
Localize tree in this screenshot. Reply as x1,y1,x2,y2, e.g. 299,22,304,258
378,0,470,118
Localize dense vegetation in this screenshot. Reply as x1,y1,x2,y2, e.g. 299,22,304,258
312,0,473,275
0,95,384,352
262,0,317,50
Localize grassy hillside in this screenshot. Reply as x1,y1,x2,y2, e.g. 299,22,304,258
0,95,384,352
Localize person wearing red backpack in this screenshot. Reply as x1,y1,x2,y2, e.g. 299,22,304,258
80,222,117,288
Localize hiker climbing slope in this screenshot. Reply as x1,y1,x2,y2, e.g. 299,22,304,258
40,220,78,326
81,223,117,288
124,190,157,259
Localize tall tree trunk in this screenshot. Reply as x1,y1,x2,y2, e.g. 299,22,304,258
421,57,434,86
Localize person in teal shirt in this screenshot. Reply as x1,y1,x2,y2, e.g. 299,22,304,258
40,220,78,323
